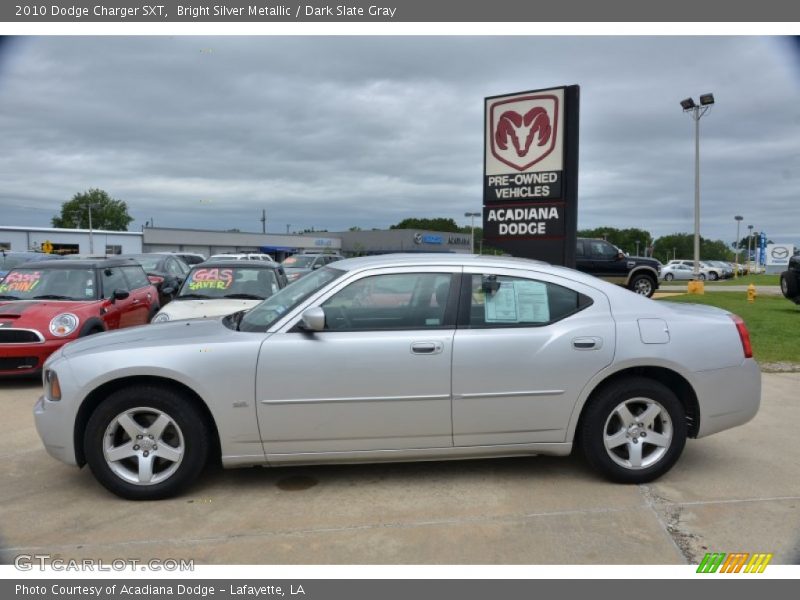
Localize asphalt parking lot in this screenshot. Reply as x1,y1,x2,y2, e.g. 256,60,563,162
1,373,799,565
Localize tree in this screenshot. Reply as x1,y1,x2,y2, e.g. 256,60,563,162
390,217,461,233
652,233,736,263
577,227,654,256
52,189,134,231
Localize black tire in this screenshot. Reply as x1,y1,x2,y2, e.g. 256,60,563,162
664,273,674,281
781,271,799,301
579,377,687,484
698,273,706,281
84,385,210,500
147,304,161,323
628,273,656,297
708,271,719,281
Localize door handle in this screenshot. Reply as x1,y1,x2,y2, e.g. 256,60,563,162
572,337,602,350
411,341,443,355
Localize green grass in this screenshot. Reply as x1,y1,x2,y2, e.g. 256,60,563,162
657,292,800,364
704,274,780,286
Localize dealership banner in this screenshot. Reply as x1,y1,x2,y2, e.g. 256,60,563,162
483,85,579,267
3,0,797,22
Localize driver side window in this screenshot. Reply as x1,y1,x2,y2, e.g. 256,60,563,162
322,272,454,331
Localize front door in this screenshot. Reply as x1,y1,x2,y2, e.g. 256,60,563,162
256,269,459,456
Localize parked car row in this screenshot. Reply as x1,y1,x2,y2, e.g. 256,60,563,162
0,252,294,377
663,259,735,281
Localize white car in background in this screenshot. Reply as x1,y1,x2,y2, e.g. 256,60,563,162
208,253,276,263
660,263,713,281
151,261,285,323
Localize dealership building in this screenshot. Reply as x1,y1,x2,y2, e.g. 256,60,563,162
0,225,472,259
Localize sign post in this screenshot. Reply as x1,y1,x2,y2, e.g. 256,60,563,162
483,85,579,267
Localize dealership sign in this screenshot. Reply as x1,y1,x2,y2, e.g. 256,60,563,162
766,244,794,266
483,86,579,267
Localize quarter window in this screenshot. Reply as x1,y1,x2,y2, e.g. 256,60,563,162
464,274,591,328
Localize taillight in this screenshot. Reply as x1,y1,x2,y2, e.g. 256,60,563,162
730,314,753,359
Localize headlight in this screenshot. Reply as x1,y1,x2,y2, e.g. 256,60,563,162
151,312,170,323
49,313,79,337
44,369,62,401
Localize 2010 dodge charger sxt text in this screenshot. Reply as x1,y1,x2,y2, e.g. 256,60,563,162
34,254,760,500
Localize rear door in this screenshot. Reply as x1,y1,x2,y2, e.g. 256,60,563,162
452,268,615,446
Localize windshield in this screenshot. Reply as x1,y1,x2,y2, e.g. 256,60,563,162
177,266,280,300
238,266,344,332
0,268,98,300
282,255,316,268
127,256,161,271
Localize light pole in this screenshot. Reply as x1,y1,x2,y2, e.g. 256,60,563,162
635,240,641,257
680,93,715,282
747,224,754,274
465,212,481,254
734,215,743,278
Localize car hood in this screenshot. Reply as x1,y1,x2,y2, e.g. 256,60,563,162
0,299,102,322
160,299,261,321
60,317,233,357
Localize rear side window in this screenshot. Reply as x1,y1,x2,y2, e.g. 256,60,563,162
121,266,151,290
462,274,592,328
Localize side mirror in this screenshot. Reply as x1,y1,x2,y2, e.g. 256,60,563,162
112,289,129,302
481,275,501,295
312,263,322,270
617,252,626,260
300,307,326,332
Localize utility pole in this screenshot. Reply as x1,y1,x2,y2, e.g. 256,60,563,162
261,209,266,234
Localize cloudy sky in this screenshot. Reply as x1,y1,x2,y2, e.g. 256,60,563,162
0,36,798,244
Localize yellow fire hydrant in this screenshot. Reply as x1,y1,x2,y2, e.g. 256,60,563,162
747,283,757,303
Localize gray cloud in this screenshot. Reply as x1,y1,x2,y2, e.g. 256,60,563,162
0,36,798,244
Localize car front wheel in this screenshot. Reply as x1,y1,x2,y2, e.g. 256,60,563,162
579,377,687,484
780,271,799,302
663,273,674,281
84,385,210,500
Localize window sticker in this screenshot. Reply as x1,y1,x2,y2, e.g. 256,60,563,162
188,268,234,290
484,280,550,323
0,271,42,293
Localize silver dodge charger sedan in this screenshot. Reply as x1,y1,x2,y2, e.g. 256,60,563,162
34,254,760,500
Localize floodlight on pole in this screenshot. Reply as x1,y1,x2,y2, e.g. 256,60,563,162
465,212,481,254
734,215,743,278
681,92,715,284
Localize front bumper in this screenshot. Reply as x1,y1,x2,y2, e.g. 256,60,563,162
0,339,66,377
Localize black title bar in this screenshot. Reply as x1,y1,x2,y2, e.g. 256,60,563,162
3,0,798,22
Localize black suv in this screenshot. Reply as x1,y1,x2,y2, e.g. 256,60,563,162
780,253,800,305
575,238,661,297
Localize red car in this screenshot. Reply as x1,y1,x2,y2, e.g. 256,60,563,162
0,258,159,377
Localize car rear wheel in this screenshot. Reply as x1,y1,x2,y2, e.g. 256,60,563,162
664,273,674,281
580,377,687,484
84,385,210,500
708,271,719,281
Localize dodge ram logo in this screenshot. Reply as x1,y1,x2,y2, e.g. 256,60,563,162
490,94,558,172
